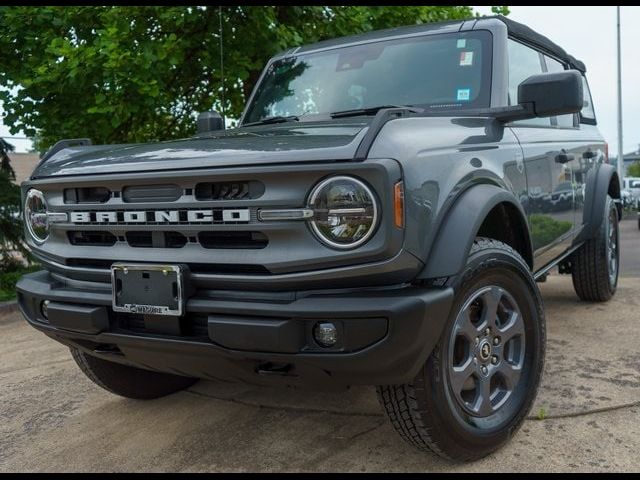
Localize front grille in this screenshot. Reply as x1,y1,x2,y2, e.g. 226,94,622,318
195,181,264,200
31,162,394,283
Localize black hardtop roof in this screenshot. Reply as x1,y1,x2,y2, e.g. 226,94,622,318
289,15,586,73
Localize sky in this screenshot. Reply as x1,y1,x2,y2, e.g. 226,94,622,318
2,6,639,156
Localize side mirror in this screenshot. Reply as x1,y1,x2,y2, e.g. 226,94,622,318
197,110,225,133
518,70,583,118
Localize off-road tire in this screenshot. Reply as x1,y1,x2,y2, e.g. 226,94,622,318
571,195,619,302
70,347,198,399
377,238,545,462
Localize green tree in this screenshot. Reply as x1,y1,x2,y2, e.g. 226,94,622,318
0,139,24,262
627,161,640,177
0,6,505,151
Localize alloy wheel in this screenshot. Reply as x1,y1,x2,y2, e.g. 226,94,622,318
447,286,526,418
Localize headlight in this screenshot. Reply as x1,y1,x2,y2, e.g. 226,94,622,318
308,176,378,249
25,189,49,243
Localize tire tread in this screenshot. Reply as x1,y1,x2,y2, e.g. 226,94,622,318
571,196,617,302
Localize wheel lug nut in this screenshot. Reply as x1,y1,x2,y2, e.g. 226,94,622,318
493,337,500,346
481,365,488,375
484,328,491,336
491,356,498,365
475,337,480,345
473,357,478,364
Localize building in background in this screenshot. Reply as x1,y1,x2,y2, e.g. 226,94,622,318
9,152,39,184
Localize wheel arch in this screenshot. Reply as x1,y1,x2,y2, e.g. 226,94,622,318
577,163,621,243
418,184,534,281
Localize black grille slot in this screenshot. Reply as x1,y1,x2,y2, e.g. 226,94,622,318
67,231,117,246
64,187,111,204
122,184,181,203
195,181,264,200
125,231,187,248
198,231,268,249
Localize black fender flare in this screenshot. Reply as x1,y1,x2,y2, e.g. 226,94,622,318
577,163,620,243
418,184,533,280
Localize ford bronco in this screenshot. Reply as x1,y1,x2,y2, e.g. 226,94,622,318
17,16,620,461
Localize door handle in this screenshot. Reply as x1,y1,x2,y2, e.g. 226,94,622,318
554,152,575,164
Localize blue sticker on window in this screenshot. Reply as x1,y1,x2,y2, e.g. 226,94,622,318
457,88,471,101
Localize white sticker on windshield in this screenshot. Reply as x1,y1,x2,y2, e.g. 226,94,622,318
457,88,471,101
457,39,466,49
459,51,474,66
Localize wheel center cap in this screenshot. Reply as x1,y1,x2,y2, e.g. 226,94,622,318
479,340,492,361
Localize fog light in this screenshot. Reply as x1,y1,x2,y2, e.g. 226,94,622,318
41,300,50,320
313,322,338,347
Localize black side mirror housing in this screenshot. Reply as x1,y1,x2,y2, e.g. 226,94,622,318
518,70,583,118
197,110,225,133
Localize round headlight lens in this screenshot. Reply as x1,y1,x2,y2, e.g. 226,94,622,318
25,189,49,243
308,176,378,249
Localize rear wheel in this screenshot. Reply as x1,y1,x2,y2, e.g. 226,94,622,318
71,347,198,399
571,195,619,302
377,238,545,461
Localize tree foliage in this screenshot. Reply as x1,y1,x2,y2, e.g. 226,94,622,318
0,139,24,260
0,6,507,150
626,161,640,178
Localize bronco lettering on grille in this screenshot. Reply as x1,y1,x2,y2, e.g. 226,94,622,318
69,209,250,224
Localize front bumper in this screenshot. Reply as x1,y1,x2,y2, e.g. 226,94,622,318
17,270,453,388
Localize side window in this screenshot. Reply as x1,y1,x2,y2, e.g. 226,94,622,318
581,77,596,123
544,55,575,128
507,39,550,126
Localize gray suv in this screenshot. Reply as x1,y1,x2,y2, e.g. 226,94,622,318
17,16,620,461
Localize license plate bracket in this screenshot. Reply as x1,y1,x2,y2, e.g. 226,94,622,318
111,264,184,316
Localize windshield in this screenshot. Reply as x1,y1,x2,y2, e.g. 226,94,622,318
243,30,492,124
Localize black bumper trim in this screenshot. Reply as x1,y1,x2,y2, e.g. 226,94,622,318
16,270,453,387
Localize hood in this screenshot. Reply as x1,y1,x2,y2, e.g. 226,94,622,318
32,120,370,178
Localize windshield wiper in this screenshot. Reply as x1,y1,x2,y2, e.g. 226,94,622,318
241,115,300,127
330,105,420,119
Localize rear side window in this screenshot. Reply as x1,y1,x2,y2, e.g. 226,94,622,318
581,77,596,124
507,39,550,126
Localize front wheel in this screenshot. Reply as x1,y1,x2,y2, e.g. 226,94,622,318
377,238,545,461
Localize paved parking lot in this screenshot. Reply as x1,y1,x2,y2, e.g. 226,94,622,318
1,219,639,472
